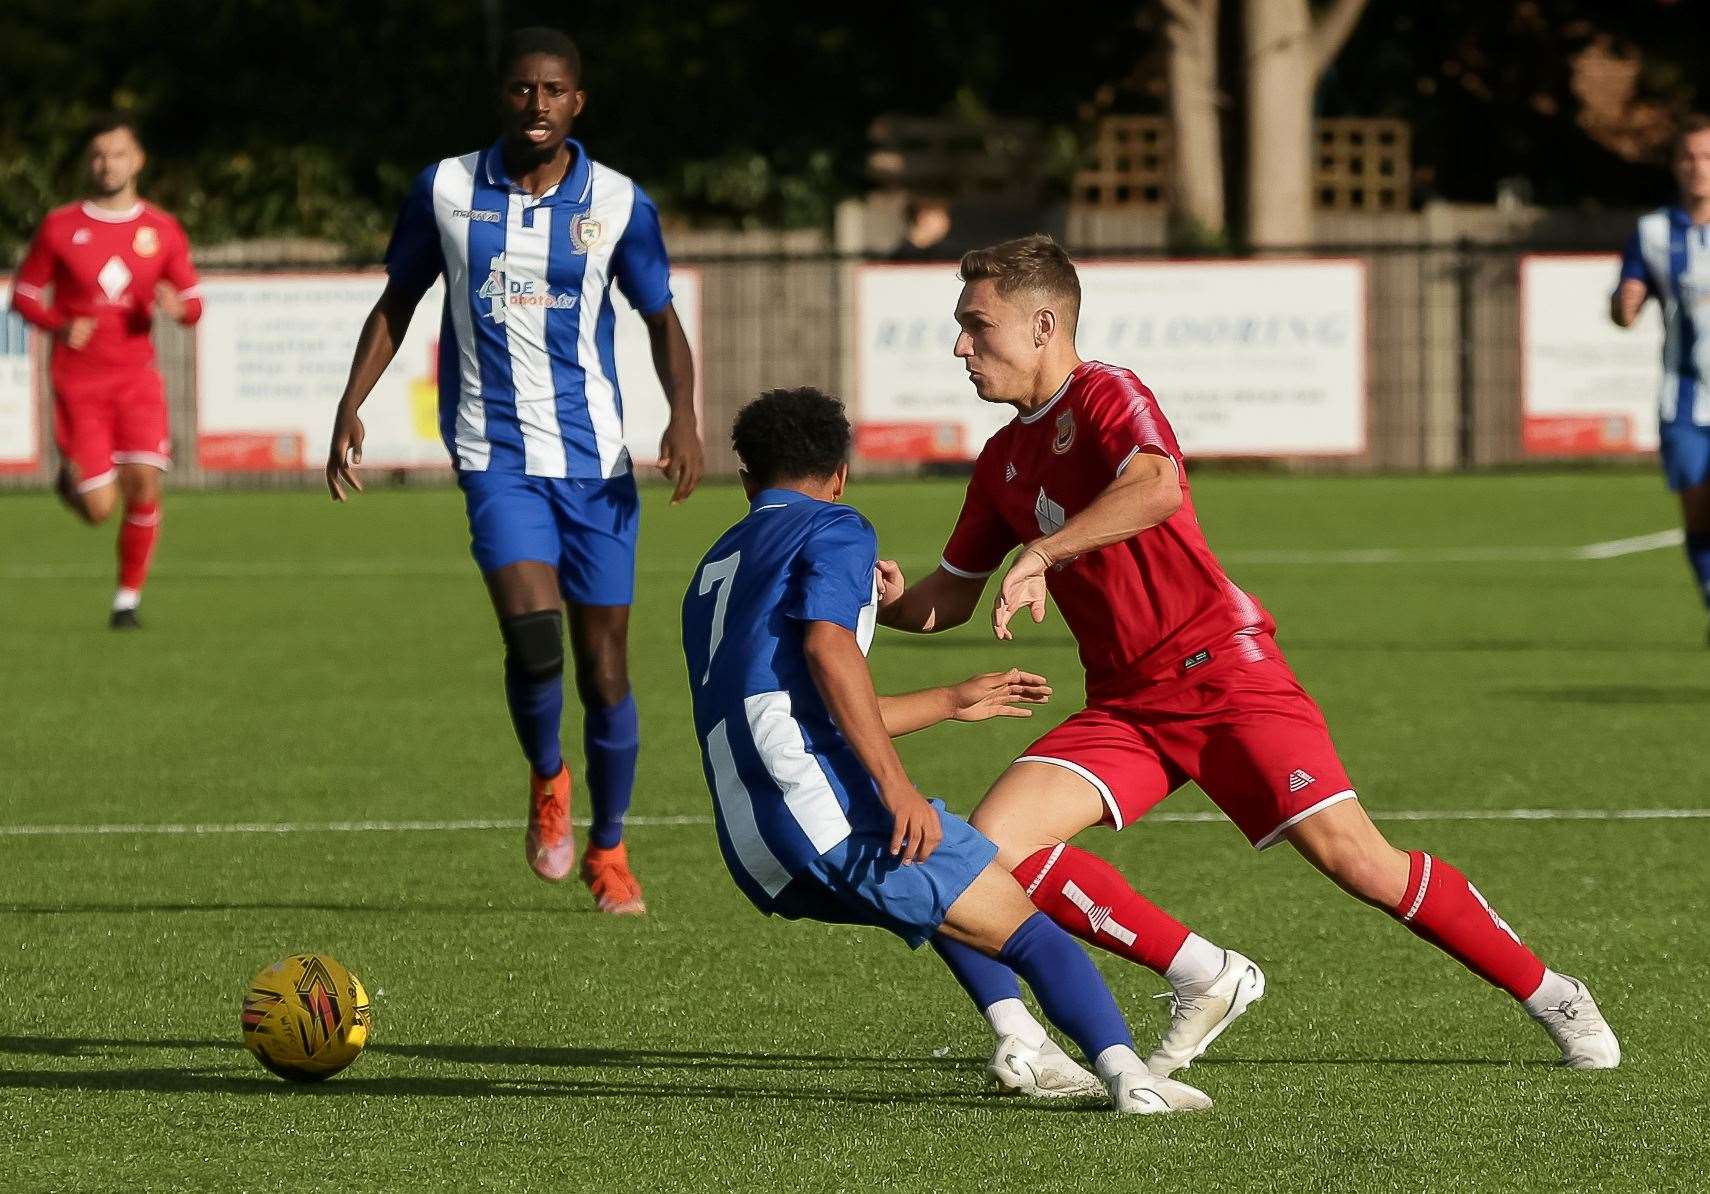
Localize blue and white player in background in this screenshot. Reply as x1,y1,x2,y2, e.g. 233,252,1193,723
681,386,1213,1113
1614,112,1710,641
327,27,703,911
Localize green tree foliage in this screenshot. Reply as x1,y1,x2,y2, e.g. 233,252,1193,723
0,0,1146,257
3,0,1705,260
1322,0,1703,206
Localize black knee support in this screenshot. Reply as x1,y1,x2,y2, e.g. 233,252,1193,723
500,610,564,681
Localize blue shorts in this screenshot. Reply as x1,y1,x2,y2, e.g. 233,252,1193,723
1660,422,1710,492
457,470,639,606
770,801,999,949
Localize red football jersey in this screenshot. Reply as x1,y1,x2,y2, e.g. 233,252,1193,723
941,360,1275,696
11,200,202,370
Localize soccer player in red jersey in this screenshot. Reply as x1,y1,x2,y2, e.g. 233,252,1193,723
11,117,202,628
878,236,1620,1074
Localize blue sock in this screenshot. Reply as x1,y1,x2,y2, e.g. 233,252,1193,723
932,936,1022,1011
585,693,638,849
1687,533,1710,609
504,663,564,779
998,912,1133,1062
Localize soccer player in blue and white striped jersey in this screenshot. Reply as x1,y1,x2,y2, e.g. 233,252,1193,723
327,28,702,909
1614,113,1710,639
680,387,1213,1113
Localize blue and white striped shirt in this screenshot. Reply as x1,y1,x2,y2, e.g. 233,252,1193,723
1620,206,1710,428
385,138,674,477
682,490,883,913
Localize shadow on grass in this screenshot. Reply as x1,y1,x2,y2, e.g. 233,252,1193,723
1500,684,1710,705
0,1035,1076,1111
0,902,579,917
0,1035,1548,1106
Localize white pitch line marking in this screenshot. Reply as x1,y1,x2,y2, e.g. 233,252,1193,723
1571,528,1685,559
1226,529,1683,566
1,532,1683,580
0,808,1705,839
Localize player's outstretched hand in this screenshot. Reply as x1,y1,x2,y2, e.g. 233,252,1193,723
326,409,366,502
879,782,942,865
950,668,1052,722
875,559,906,608
993,545,1051,640
659,417,704,505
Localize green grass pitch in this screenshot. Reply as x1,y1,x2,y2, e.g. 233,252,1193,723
2,471,1706,1190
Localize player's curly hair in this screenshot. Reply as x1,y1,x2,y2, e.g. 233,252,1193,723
499,26,582,80
731,388,852,486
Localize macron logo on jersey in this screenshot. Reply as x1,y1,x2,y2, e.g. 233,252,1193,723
476,254,581,324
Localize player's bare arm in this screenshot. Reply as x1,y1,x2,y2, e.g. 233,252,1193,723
878,668,1052,737
1610,278,1649,328
801,619,942,864
642,304,703,504
325,282,419,501
994,452,1180,640
875,560,987,633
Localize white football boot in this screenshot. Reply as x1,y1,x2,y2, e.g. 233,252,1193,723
1145,950,1266,1076
988,1034,1106,1098
1531,977,1621,1070
1105,1069,1214,1114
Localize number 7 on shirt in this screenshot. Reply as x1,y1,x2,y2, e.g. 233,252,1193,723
697,551,741,683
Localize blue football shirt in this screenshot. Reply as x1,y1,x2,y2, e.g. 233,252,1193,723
682,488,883,913
1619,206,1710,428
384,137,674,479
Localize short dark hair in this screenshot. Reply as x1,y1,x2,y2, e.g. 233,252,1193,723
499,26,582,80
84,113,139,147
959,234,1081,328
1675,113,1710,154
731,388,851,487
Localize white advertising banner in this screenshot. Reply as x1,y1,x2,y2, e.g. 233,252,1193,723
1519,254,1664,456
194,269,701,471
0,279,41,473
853,260,1366,460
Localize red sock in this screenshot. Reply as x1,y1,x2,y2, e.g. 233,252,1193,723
118,501,161,593
1392,851,1545,1000
1012,843,1191,975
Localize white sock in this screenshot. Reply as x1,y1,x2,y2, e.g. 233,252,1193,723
1522,969,1578,1015
984,997,1046,1048
112,587,140,612
1092,1043,1145,1081
1163,934,1226,991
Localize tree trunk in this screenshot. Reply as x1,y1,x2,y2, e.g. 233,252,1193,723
1162,0,1223,244
1245,0,1370,248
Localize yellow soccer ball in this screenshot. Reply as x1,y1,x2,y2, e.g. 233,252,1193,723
241,953,372,1082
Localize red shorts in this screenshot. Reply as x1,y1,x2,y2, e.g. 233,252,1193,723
1019,654,1355,848
51,363,171,492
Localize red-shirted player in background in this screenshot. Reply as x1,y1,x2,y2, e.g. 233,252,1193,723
11,117,202,629
878,235,1620,1076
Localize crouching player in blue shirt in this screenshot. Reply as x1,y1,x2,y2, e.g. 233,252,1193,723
681,387,1212,1114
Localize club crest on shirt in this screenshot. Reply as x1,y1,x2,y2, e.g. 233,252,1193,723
1052,410,1076,454
132,226,159,257
570,214,602,254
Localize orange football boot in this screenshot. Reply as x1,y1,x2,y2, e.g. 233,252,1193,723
579,841,647,915
525,765,574,881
